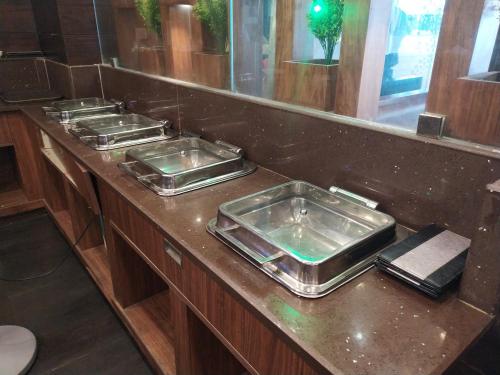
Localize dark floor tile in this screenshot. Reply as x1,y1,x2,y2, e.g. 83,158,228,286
0,209,153,375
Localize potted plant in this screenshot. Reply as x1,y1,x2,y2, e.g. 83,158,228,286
191,0,229,88
135,0,166,75
277,0,344,111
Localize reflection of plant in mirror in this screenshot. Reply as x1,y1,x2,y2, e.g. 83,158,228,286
307,0,344,65
135,0,162,36
193,0,228,54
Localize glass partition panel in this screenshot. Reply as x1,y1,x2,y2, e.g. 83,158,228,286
376,0,445,130
94,0,500,148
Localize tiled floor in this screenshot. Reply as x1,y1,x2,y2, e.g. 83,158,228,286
0,209,153,375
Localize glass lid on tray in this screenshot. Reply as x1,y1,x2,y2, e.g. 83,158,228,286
119,137,256,196
43,97,123,124
68,113,176,150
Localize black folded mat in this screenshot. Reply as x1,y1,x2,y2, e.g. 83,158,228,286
375,224,470,297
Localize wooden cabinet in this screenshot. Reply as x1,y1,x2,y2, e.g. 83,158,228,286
0,112,44,217
97,181,321,375
9,110,320,375
98,183,183,288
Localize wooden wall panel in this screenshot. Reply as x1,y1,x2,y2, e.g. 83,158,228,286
273,0,296,103
446,76,500,146
0,0,40,53
426,0,485,115
334,0,391,120
168,5,197,80
333,0,371,117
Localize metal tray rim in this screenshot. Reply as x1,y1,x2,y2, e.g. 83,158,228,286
73,132,178,151
125,138,243,178
75,114,164,136
207,218,376,298
51,97,114,112
216,180,396,266
132,160,257,196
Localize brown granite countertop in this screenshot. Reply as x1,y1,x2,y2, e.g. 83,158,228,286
20,104,493,375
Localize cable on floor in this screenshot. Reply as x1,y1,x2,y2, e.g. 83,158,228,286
0,216,97,282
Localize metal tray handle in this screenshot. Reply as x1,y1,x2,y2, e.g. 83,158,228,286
215,140,243,156
42,106,62,121
118,161,144,178
215,224,284,265
329,186,379,210
164,239,182,266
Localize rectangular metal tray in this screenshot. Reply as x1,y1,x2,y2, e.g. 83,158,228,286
207,181,396,298
43,97,122,124
68,113,177,150
118,138,256,196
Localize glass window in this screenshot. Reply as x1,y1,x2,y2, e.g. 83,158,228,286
94,0,500,147
377,0,445,130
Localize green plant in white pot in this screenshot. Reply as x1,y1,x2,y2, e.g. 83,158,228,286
193,0,228,54
307,0,344,65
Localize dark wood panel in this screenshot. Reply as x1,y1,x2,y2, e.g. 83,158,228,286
64,181,102,250
41,154,69,214
446,76,500,146
182,257,322,375
0,114,13,145
139,46,166,76
111,2,141,70
333,0,371,117
63,35,101,65
57,2,99,36
276,61,338,111
0,0,40,53
273,0,295,103
171,296,247,375
6,113,44,201
109,222,167,308
98,182,183,288
426,0,485,114
0,0,38,33
191,52,228,89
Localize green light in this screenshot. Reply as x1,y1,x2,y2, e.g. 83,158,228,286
313,4,322,12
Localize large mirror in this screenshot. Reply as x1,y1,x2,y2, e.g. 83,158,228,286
93,0,500,147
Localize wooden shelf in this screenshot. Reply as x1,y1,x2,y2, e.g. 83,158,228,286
47,205,75,242
41,148,77,188
0,185,27,208
80,244,113,297
73,242,177,375
122,292,176,375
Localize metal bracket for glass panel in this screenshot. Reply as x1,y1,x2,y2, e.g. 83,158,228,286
417,112,446,139
329,186,379,210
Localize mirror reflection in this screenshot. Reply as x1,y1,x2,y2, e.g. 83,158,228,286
94,0,500,146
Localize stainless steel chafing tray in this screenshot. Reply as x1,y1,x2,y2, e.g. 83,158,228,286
68,113,176,150
118,138,256,196
207,181,396,298
43,97,123,124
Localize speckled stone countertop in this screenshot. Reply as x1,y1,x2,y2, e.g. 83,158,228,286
19,104,494,375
